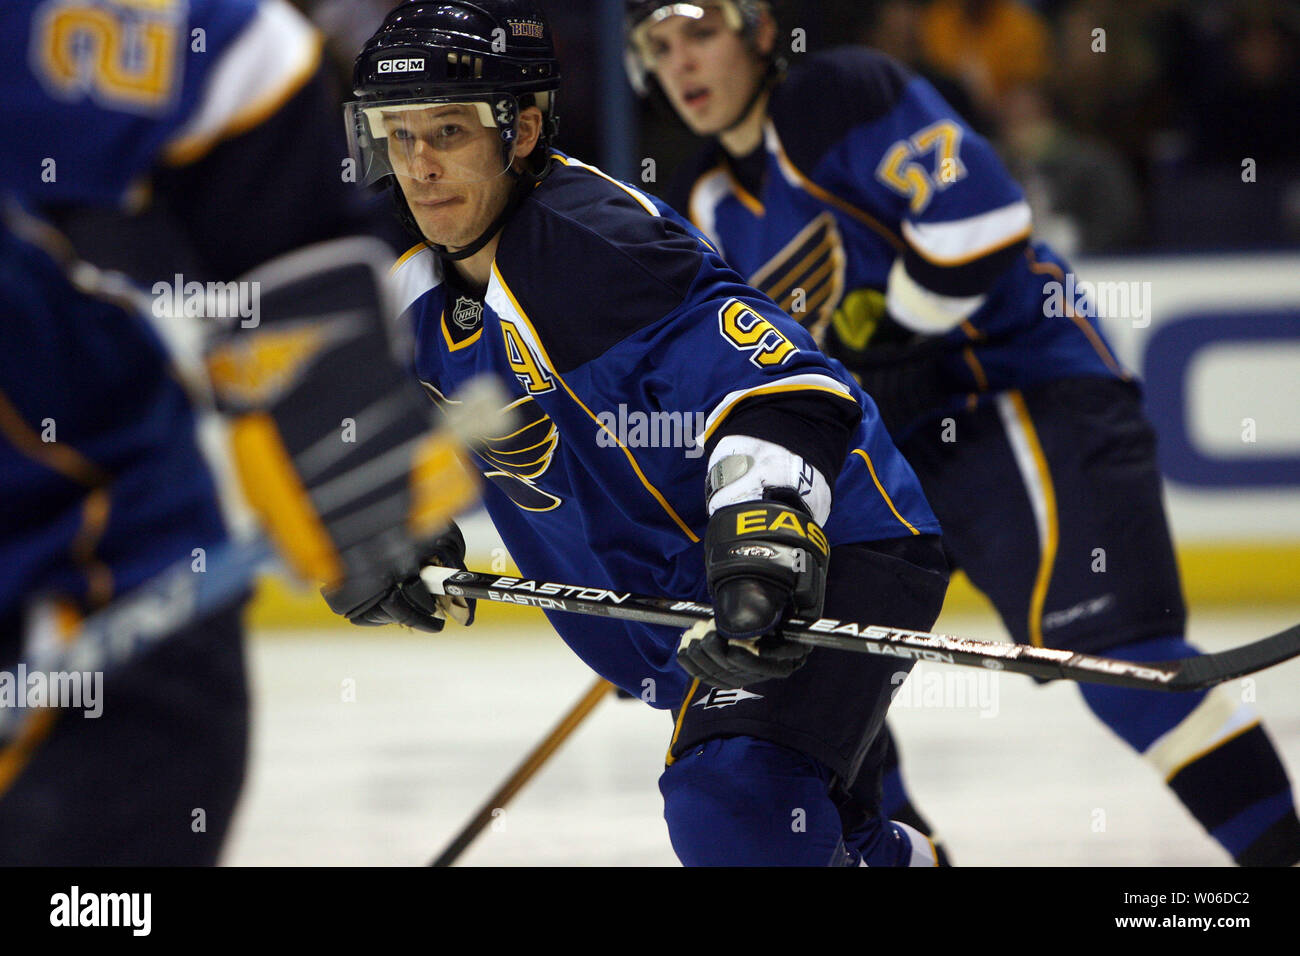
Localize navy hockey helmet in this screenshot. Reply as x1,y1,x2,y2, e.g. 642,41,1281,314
347,1,560,185
345,1,561,255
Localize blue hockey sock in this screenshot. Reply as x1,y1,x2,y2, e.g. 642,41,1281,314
1079,634,1300,865
846,817,940,866
658,736,848,866
1077,635,1207,751
875,724,950,863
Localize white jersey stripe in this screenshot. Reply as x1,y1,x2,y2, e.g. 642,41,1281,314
162,0,322,166
902,201,1033,266
552,154,661,217
688,168,731,253
389,244,442,316
1144,688,1261,781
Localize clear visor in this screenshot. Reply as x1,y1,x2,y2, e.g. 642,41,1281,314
629,2,741,69
344,95,518,186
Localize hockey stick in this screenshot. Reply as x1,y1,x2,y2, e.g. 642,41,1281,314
0,536,274,742
422,569,1300,692
0,379,510,744
429,675,614,867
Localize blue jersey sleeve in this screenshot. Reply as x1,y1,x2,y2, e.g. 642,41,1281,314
3,0,321,206
772,49,1032,300
505,157,863,490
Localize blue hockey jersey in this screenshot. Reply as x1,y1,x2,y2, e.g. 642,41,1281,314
668,48,1130,430
398,152,940,710
0,216,227,635
0,0,329,645
3,0,321,206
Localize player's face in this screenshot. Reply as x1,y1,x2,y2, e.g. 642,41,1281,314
386,104,515,252
641,7,767,136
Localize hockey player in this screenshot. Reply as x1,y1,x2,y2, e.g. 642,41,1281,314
626,0,1300,865
0,0,477,864
336,0,953,866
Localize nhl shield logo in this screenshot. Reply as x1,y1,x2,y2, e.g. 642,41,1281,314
452,296,483,331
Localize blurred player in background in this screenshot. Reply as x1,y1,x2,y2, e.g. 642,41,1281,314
626,0,1300,865
0,0,476,864
336,0,955,866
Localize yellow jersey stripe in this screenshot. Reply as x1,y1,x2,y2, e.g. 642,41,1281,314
391,242,427,274
851,449,921,536
999,391,1059,647
441,311,483,352
701,381,857,444
0,387,110,487
492,265,700,543
664,679,702,767
1026,251,1130,381
767,123,904,252
1164,719,1261,784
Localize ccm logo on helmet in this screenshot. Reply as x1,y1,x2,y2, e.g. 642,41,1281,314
378,58,425,73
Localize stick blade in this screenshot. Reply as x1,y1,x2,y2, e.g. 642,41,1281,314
1161,622,1300,690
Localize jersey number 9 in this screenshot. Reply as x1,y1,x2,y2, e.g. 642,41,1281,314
719,299,797,369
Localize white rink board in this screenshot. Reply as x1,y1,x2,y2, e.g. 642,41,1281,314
1080,253,1300,541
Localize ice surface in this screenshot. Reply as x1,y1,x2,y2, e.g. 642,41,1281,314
222,606,1300,866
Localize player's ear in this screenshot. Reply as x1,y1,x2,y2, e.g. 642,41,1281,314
754,10,778,58
514,106,544,161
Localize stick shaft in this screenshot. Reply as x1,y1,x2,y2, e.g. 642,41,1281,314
425,569,1300,693
429,676,613,867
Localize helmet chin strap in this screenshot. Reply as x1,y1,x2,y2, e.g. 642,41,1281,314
432,170,525,262
719,59,780,136
396,156,552,265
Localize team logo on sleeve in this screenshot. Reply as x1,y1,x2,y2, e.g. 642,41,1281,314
478,396,563,512
748,212,845,347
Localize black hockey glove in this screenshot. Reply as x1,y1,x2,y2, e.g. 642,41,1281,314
322,523,475,633
852,347,951,436
678,495,829,689
827,297,953,436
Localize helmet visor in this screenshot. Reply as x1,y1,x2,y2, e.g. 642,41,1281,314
345,94,519,186
628,3,743,70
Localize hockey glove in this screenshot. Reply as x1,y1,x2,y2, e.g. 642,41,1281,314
678,495,829,689
322,523,475,632
852,348,951,437
827,290,954,435
204,238,485,607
